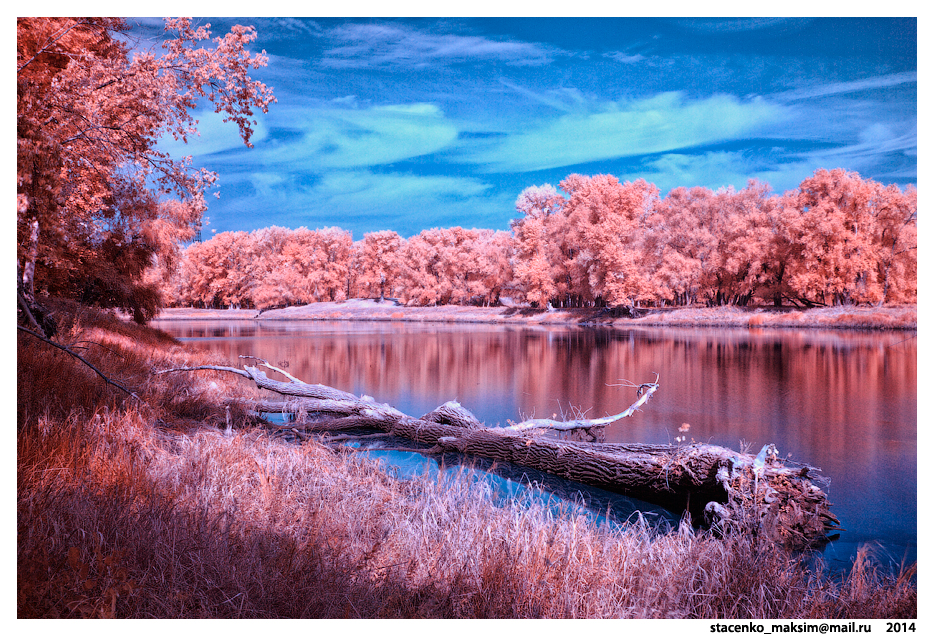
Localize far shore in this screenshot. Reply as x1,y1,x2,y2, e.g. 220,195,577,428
153,299,917,331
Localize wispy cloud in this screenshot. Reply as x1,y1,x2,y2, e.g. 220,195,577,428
634,119,918,196
462,91,788,173
254,17,322,39
320,23,565,68
257,102,459,170
771,71,917,102
156,109,271,158
671,18,813,34
603,51,645,64
790,125,917,181
635,151,758,194
497,79,587,113
314,170,490,206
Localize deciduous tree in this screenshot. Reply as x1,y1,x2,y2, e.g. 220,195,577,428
872,184,916,304
510,184,564,307
352,230,404,301
560,174,659,307
645,186,718,305
17,17,275,322
778,169,916,306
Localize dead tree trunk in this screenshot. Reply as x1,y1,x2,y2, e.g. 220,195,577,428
160,358,839,550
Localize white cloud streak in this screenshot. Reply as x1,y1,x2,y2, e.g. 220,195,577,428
603,51,646,64
636,151,758,194
771,71,917,102
320,23,564,68
258,102,459,169
156,109,271,158
463,91,788,173
672,18,813,34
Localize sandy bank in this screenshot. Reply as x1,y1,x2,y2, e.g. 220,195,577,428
155,300,916,331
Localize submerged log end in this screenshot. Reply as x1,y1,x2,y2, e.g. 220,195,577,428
720,454,838,550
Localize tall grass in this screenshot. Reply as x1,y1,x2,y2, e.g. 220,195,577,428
17,301,917,618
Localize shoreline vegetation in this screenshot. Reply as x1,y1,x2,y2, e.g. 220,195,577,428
18,300,917,618
155,300,917,331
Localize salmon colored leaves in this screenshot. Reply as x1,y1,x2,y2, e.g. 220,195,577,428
17,17,275,321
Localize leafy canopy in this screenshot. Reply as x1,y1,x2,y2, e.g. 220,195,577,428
17,17,275,322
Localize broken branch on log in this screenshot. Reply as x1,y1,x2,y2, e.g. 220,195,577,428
506,374,659,433
238,355,307,385
160,361,837,549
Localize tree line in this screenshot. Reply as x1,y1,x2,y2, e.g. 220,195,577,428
162,168,916,311
159,225,514,309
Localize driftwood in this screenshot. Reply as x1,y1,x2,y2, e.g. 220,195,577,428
160,358,840,550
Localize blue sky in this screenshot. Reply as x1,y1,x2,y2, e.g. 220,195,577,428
136,16,917,239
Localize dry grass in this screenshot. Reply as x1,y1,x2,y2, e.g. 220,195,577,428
17,301,917,618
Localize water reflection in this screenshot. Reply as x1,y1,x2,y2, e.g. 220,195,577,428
155,319,917,571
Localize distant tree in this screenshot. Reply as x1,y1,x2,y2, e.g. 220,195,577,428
645,186,719,306
656,180,779,307
473,229,515,306
399,229,446,306
183,230,260,308
716,180,780,306
397,227,510,306
352,230,404,301
872,184,916,304
17,17,274,322
441,227,487,305
247,226,295,309
312,227,354,302
560,174,659,307
777,169,916,306
510,184,564,307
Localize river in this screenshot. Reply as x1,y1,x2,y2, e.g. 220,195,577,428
154,318,917,573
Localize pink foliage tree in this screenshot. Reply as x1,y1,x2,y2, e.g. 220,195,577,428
560,174,659,307
778,169,916,306
17,17,275,320
352,230,405,301
510,184,564,307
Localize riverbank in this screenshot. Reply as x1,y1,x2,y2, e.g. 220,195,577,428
18,300,917,618
157,300,917,331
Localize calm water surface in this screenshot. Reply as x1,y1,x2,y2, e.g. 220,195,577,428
154,319,917,571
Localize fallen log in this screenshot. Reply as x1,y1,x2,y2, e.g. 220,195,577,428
159,359,839,550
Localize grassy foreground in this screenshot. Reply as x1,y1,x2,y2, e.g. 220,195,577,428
18,302,917,618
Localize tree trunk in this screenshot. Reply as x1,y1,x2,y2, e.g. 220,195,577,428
22,218,40,304
161,360,839,549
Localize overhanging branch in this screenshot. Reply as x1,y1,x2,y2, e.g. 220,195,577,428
17,324,141,400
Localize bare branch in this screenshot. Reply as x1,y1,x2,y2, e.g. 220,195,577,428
156,364,251,378
238,355,306,384
505,374,659,433
17,290,47,338
17,325,141,400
